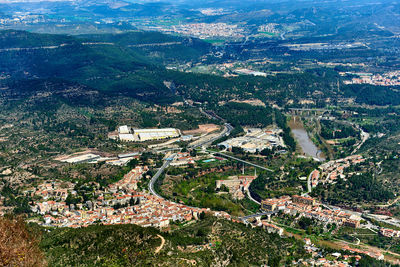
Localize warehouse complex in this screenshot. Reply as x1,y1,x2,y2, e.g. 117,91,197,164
218,128,285,153
114,125,180,142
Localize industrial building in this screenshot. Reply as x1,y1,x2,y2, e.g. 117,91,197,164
118,125,131,134
218,128,285,153
134,128,180,141
115,126,180,142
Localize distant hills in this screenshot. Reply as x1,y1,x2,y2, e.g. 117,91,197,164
0,30,211,103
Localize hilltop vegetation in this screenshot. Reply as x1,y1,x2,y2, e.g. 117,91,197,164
0,216,46,267
80,31,212,64
0,30,368,107
40,216,307,267
0,30,177,103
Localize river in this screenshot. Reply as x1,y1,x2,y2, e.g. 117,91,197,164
291,128,325,161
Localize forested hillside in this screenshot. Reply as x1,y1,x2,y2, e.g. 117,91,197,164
40,216,308,266
0,30,360,107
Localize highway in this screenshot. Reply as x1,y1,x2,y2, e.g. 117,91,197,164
188,123,233,149
148,154,176,198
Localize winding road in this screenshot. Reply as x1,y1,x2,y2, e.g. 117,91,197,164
155,234,165,254
148,154,176,198
188,123,233,149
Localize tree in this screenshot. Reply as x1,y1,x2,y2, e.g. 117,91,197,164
232,146,245,154
127,158,139,169
129,197,135,206
220,184,230,192
0,216,46,267
261,148,273,157
199,212,206,220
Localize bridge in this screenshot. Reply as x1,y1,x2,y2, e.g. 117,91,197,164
288,108,330,116
239,210,278,222
208,151,274,172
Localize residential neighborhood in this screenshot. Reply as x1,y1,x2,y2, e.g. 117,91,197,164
310,155,366,188
30,164,230,229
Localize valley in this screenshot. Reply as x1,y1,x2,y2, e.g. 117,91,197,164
1,0,400,266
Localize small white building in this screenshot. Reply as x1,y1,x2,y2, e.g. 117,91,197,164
118,125,131,134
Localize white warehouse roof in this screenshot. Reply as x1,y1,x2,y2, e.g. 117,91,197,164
118,125,131,134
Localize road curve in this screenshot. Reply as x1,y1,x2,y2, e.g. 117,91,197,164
247,190,261,205
149,154,176,198
188,123,233,149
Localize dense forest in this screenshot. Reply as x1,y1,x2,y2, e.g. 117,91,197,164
320,120,359,140
215,102,273,127
312,173,394,205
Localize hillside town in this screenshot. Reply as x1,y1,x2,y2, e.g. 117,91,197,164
168,23,245,39
309,155,366,188
261,195,362,228
344,71,400,86
258,23,280,34
30,165,230,228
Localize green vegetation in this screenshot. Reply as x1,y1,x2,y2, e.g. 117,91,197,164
343,84,400,106
0,185,31,214
80,31,211,64
313,173,394,205
203,39,225,44
39,216,308,266
320,120,359,140
215,102,273,127
249,158,317,202
160,167,250,216
275,109,296,151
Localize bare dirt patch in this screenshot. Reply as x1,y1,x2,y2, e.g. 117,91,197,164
183,124,220,135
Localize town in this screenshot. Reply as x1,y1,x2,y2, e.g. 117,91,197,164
309,155,366,188
30,164,230,228
2,0,400,265
166,23,245,39
344,71,400,86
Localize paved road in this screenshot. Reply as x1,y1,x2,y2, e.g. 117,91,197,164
188,123,233,149
148,154,176,198
210,151,274,172
352,127,370,154
148,154,200,210
307,171,313,193
288,108,329,112
247,190,261,205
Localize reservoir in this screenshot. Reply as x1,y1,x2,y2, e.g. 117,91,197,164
291,128,325,161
